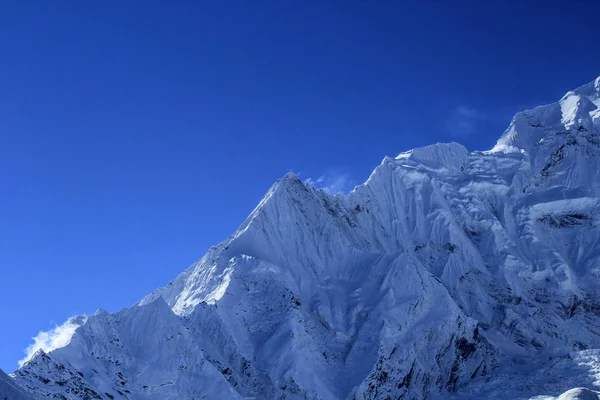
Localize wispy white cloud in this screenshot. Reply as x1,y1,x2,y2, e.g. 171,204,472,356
19,315,87,367
447,105,484,137
304,171,355,195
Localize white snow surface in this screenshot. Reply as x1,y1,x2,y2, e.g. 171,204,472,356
6,76,600,399
18,315,88,367
0,368,39,400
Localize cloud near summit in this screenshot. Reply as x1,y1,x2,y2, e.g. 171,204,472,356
304,171,355,195
19,315,87,367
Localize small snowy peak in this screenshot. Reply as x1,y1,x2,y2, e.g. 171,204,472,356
556,388,600,400
18,315,88,368
13,350,104,400
490,102,562,153
566,75,600,102
17,348,53,370
491,76,600,154
281,171,302,183
272,172,308,194
396,142,469,171
28,349,47,363
558,76,599,131
230,171,312,240
0,368,39,400
560,93,598,131
47,294,243,400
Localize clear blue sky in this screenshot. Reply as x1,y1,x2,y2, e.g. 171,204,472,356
1,0,599,371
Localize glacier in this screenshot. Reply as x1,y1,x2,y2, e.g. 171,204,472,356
3,76,600,400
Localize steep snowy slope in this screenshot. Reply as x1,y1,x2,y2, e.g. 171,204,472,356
7,76,600,400
0,368,38,400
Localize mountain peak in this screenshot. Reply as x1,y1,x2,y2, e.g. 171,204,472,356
23,349,48,367
491,75,600,154
567,75,600,99
396,142,469,171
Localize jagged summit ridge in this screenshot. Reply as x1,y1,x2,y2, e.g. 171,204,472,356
492,76,600,153
395,142,469,171
8,75,600,400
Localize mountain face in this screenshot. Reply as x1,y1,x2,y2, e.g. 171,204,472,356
0,368,39,400
5,76,600,400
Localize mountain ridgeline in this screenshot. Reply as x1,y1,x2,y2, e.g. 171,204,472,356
3,76,600,400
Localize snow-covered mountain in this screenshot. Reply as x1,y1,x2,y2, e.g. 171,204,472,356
5,76,600,400
0,368,39,400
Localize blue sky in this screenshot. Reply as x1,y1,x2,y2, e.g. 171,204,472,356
1,1,599,371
